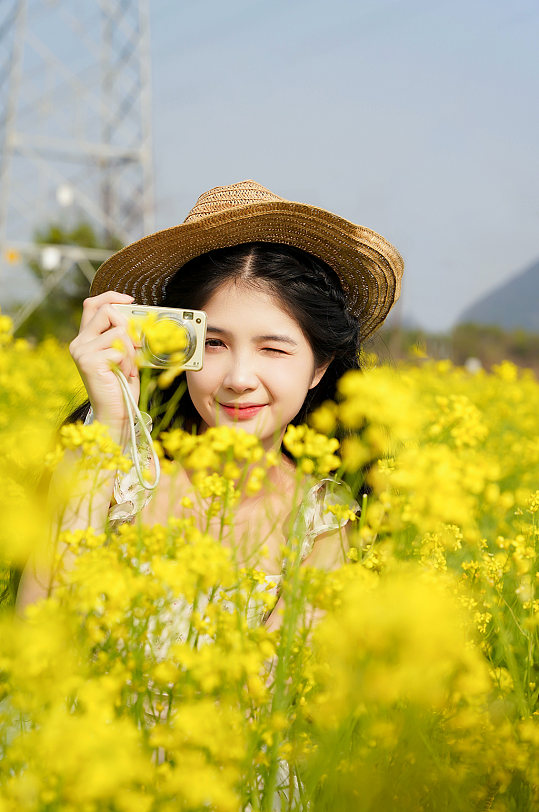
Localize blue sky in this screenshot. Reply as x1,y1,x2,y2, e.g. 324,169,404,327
3,0,538,333
148,0,539,331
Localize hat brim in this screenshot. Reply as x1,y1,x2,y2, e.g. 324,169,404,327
90,200,403,342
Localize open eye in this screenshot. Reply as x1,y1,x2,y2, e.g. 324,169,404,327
205,337,226,349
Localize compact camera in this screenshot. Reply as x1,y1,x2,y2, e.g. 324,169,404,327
111,303,207,370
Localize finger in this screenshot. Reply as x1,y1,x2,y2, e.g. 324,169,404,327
76,303,133,346
117,351,140,382
92,303,143,348
81,325,137,362
77,346,139,391
80,291,134,331
106,349,140,385
71,326,138,373
76,347,129,379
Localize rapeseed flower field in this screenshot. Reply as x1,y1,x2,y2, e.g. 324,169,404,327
0,309,538,811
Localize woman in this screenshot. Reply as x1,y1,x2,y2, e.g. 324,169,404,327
17,179,403,612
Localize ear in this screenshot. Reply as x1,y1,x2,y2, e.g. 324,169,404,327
308,358,332,390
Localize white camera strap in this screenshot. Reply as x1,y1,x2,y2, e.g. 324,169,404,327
113,367,161,490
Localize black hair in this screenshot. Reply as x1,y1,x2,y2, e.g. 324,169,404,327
3,245,363,610
65,242,361,429
159,242,361,429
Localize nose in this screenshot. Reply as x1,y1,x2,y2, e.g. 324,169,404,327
222,351,259,393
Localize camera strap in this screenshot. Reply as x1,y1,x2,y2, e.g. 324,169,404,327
113,367,161,491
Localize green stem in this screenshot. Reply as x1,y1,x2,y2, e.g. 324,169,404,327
261,476,304,810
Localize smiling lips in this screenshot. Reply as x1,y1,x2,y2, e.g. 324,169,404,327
218,402,267,420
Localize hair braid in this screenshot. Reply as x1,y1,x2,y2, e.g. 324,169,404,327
281,246,361,364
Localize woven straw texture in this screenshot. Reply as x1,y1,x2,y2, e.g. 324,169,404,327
90,180,404,342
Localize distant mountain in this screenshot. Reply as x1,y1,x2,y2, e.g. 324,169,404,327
457,259,539,332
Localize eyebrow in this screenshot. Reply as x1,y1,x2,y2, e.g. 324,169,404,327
207,326,298,347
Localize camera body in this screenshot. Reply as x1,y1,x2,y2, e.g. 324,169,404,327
111,303,207,370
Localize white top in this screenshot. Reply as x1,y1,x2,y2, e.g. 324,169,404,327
142,476,358,660
90,409,359,657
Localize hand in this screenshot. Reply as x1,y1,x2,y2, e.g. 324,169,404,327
69,291,140,432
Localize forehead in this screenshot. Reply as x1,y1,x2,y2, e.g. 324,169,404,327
203,279,302,331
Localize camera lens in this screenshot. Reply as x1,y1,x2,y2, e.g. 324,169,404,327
142,314,195,367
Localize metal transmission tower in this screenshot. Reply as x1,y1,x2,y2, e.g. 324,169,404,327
0,0,154,329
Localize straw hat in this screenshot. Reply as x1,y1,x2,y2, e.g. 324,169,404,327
90,180,404,341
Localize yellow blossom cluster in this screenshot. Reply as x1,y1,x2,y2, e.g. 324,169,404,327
0,316,80,572
283,424,340,475
160,425,279,509
0,311,14,346
54,421,133,472
0,323,538,810
124,311,192,388
428,392,488,447
126,311,188,357
161,424,266,467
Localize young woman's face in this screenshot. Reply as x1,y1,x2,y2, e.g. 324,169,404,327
185,280,328,450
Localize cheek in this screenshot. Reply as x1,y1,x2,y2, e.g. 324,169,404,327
185,367,216,402
270,363,314,404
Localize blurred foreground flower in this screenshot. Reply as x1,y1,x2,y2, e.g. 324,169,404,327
0,324,538,810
